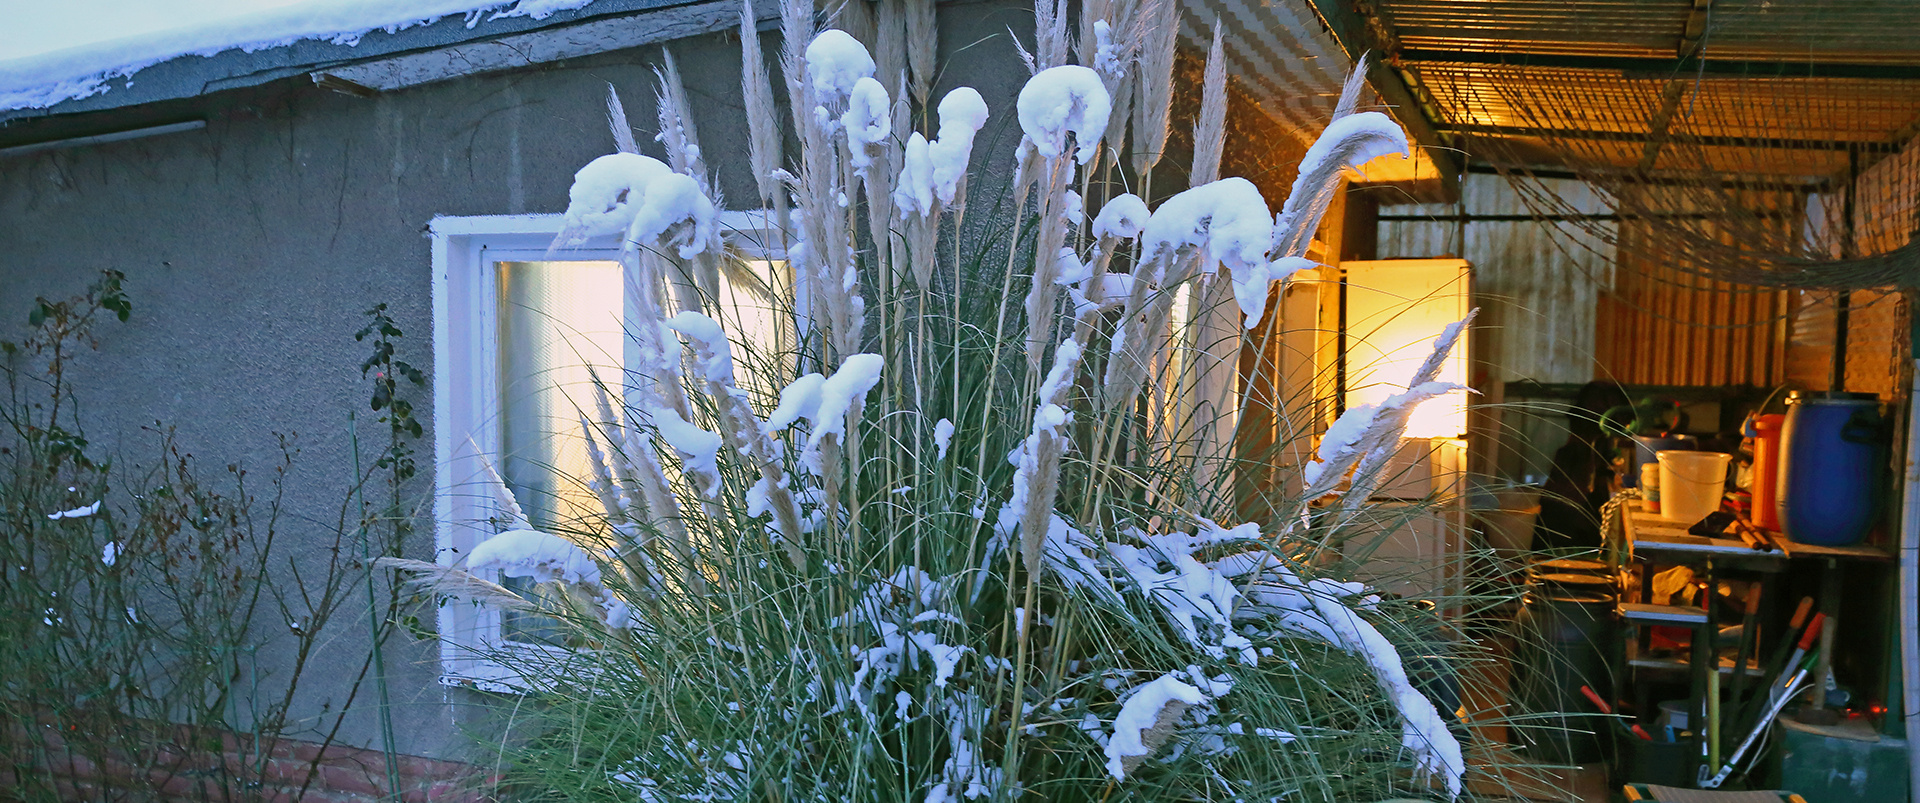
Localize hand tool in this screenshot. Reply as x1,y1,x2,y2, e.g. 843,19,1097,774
1727,584,1763,719
1767,612,1824,709
1700,648,1818,789
1734,598,1812,736
1581,684,1653,740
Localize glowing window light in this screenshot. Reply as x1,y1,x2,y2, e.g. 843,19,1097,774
1340,258,1471,440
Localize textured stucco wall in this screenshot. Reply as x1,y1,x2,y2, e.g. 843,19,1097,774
0,0,1034,762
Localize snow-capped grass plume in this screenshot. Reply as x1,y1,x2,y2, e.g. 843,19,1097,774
396,10,1513,803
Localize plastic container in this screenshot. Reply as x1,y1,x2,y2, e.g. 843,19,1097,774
1624,435,1696,488
1779,392,1884,547
1618,730,1696,788
1533,558,1610,576
1775,715,1911,802
1655,699,1689,731
1658,451,1730,526
1749,413,1785,531
1532,571,1615,600
1512,590,1618,765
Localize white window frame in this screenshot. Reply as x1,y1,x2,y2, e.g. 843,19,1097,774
428,210,782,691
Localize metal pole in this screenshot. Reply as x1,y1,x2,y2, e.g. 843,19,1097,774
1899,345,1920,803
1832,148,1857,393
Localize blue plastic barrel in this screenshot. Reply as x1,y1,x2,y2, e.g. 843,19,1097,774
1777,392,1884,546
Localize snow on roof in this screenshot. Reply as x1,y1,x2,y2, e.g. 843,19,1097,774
0,0,599,113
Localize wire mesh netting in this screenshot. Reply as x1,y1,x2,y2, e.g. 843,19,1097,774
1418,62,1920,291
1361,0,1920,292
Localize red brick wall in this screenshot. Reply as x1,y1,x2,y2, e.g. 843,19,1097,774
3,716,496,803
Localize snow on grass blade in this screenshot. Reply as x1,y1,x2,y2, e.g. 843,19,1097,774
46,501,100,520
1091,193,1149,240
467,528,602,587
404,35,1506,803
1016,65,1112,165
803,30,875,110
1106,673,1207,780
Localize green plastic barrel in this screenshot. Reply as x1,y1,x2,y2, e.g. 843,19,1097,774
1773,715,1908,801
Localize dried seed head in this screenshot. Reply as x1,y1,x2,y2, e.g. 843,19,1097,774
1189,21,1228,186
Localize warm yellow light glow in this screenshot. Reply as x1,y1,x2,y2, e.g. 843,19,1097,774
495,257,793,531
497,259,625,531
1341,258,1471,440
713,259,795,400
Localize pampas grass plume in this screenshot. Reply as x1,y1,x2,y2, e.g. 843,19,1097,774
1129,0,1176,175
1190,21,1228,185
739,0,785,205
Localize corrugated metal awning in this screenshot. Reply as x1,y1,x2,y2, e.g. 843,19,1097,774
1310,0,1920,177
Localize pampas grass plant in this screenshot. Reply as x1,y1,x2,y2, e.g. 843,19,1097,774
394,3,1530,801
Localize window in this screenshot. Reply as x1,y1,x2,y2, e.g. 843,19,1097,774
430,211,787,689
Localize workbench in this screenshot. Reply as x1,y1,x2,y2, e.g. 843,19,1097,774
1616,503,1891,784
1622,504,1890,705
1623,507,1892,563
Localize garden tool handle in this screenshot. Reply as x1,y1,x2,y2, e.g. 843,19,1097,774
1580,685,1653,740
1799,613,1824,651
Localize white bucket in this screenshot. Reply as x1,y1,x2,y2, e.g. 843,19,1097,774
1658,450,1731,525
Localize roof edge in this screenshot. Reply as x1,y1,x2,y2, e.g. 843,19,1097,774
0,0,749,127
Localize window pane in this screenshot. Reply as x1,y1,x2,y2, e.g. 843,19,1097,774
712,258,794,401
495,259,622,645
486,252,787,645
497,259,623,530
